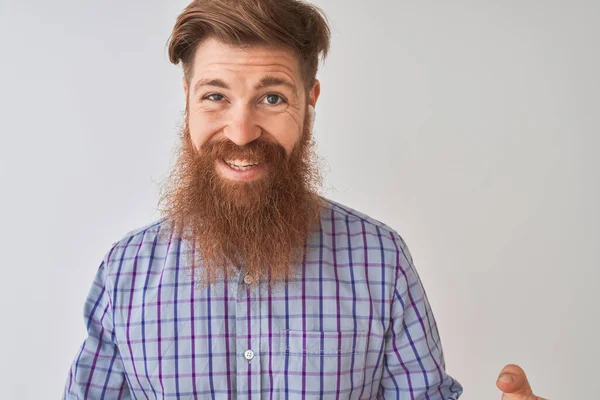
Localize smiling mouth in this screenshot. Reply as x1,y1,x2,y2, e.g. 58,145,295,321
223,159,261,171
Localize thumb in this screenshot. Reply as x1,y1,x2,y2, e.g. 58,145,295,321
496,364,545,399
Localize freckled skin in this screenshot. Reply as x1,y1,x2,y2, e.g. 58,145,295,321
183,38,320,162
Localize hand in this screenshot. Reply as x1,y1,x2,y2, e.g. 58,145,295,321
496,364,547,400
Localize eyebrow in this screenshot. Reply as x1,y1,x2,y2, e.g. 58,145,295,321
254,76,298,98
192,76,298,98
193,78,230,94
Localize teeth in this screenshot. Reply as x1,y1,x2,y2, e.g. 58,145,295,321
224,159,259,171
226,159,256,166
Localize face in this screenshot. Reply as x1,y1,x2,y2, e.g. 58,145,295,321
160,37,324,286
183,38,320,182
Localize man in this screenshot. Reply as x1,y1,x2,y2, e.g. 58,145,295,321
63,0,546,398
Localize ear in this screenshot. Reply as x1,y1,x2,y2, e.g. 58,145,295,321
182,76,189,99
308,79,320,108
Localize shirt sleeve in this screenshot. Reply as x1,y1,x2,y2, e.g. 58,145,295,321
63,253,131,399
379,237,464,399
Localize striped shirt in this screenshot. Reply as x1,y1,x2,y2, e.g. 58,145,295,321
63,197,463,399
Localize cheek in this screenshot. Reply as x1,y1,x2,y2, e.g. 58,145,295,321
188,114,223,150
262,116,303,154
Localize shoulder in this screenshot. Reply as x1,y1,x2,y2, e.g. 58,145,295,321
119,217,167,242
320,197,396,236
319,197,414,264
101,217,173,270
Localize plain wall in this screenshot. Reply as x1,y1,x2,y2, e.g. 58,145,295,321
0,0,598,398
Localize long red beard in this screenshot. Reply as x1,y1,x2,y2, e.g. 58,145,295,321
159,110,323,287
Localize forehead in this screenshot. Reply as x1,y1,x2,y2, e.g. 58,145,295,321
190,38,303,87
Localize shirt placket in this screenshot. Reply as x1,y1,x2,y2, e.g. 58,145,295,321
235,269,262,399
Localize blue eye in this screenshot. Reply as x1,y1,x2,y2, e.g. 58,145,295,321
264,94,284,105
205,93,225,101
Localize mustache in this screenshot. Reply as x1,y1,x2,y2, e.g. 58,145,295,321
199,138,287,164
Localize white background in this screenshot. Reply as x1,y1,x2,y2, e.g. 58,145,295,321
0,0,598,398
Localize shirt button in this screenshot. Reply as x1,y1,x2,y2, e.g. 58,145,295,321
244,349,254,360
243,274,254,285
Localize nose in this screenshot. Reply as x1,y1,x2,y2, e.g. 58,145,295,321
223,107,262,146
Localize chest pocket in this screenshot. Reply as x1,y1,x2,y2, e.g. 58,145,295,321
276,329,368,399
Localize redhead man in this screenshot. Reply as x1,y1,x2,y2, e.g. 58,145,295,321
64,0,546,398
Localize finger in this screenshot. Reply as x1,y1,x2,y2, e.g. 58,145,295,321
496,364,538,398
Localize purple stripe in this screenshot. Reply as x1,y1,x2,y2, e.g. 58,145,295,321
114,294,390,310
246,285,252,397
173,239,182,397
345,214,359,399
318,225,325,395
111,230,386,250
140,227,161,398
369,226,389,395
356,219,373,400
114,312,397,331
224,278,232,396
122,368,364,379
83,302,110,398
108,258,396,278
267,279,274,400
330,209,342,400
117,330,388,347
283,283,289,400
206,276,215,400
301,245,307,398
125,229,150,399
156,229,174,399
190,245,198,400
117,378,126,400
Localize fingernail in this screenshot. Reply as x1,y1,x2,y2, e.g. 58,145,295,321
499,374,513,382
